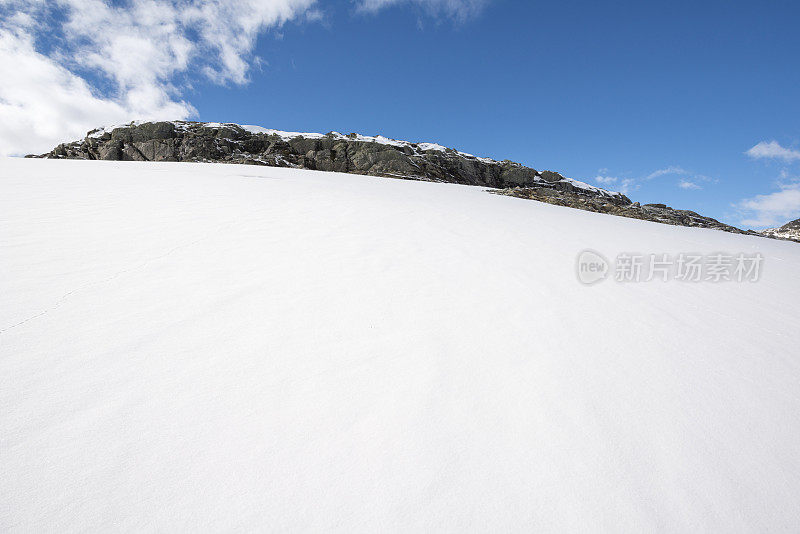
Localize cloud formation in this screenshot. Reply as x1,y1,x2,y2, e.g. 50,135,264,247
0,0,317,156
644,166,687,181
591,171,637,195
745,141,800,163
737,182,800,228
738,145,800,227
356,0,488,21
678,179,701,190
645,166,716,191
592,165,713,196
594,175,618,185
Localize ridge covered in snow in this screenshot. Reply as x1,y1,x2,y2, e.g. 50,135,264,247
87,120,492,162
762,218,800,241
80,120,622,200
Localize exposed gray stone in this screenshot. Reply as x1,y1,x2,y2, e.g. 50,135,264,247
32,120,787,240
494,187,764,236
761,218,800,242
32,121,628,200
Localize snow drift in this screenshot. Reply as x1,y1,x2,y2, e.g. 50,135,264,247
1,158,799,532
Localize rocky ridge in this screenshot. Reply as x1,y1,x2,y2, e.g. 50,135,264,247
30,120,793,240
762,218,800,242
495,187,761,235
33,120,627,202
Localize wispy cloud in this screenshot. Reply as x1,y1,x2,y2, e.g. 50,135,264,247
647,166,715,191
594,175,618,185
737,146,800,227
592,165,713,197
678,180,701,190
737,183,800,228
355,0,489,21
644,166,687,181
617,178,638,195
746,140,800,162
591,171,638,195
0,0,319,156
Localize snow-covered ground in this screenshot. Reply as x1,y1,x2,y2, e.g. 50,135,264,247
2,158,800,532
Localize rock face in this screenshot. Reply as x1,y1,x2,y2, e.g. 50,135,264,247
495,187,763,236
762,219,800,242
32,120,630,203
32,120,792,240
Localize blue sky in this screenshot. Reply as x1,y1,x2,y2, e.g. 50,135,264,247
2,0,799,227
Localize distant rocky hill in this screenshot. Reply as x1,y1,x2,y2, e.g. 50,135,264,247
762,219,800,242
495,188,755,235
34,120,625,199
29,120,776,239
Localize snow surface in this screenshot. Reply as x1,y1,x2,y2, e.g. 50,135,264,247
2,158,800,532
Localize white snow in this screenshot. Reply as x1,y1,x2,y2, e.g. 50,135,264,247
562,175,619,195
2,158,800,532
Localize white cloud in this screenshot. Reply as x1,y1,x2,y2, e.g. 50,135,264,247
642,166,716,190
746,141,800,163
0,0,318,156
737,182,800,228
590,171,634,194
0,26,189,156
739,142,800,227
594,175,617,185
644,166,687,181
590,169,638,195
618,178,637,195
678,180,701,190
356,0,488,20
593,164,713,197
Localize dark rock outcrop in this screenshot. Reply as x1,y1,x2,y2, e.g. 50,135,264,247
33,120,791,240
762,218,800,242
495,187,764,236
31,120,629,203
